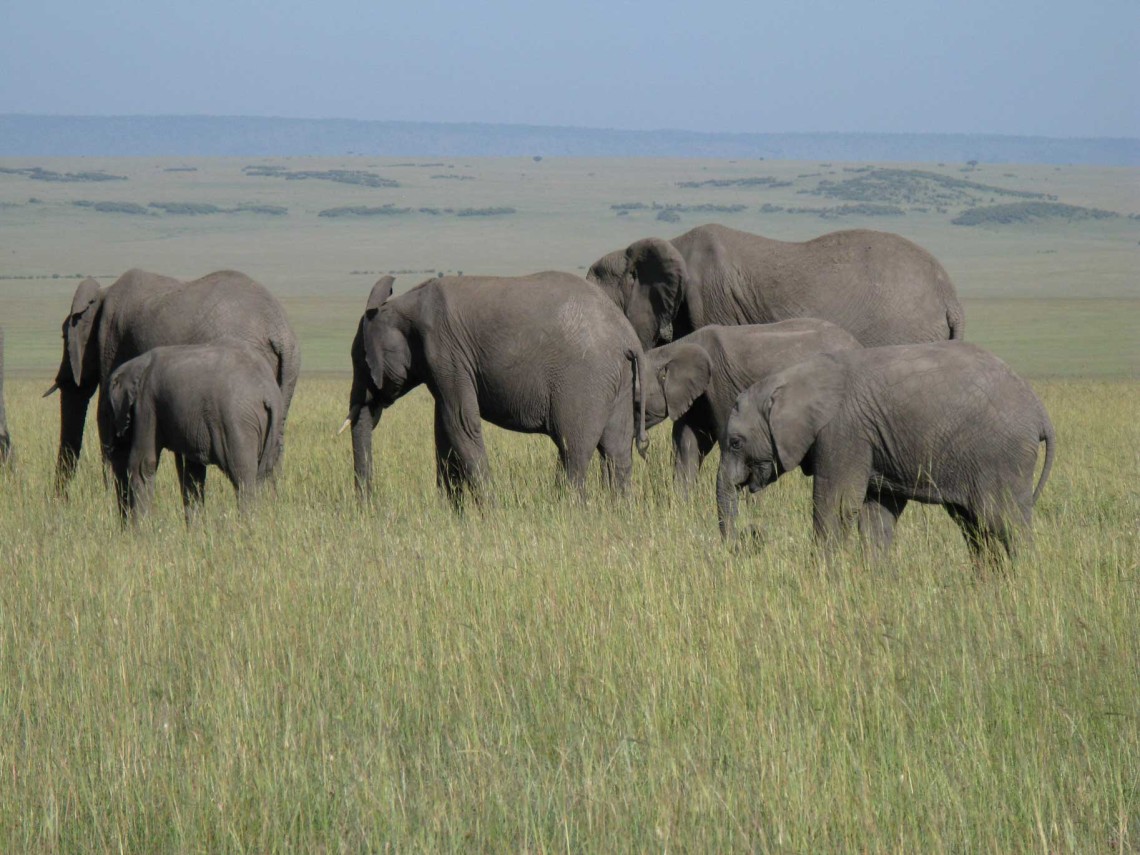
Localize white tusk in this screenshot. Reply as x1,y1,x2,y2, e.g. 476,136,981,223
337,418,352,436
42,382,60,398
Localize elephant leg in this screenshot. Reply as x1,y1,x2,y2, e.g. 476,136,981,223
810,447,873,552
127,446,160,522
945,503,1011,573
672,418,716,495
175,455,208,522
433,389,489,506
96,392,116,488
596,404,635,495
858,487,908,559
222,440,261,515
975,498,1027,570
109,447,132,523
433,400,467,503
556,437,594,500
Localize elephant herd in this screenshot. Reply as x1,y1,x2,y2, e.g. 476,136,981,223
11,223,1054,566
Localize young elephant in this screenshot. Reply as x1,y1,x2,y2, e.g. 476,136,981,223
718,342,1055,565
107,341,284,521
344,273,648,502
639,320,860,487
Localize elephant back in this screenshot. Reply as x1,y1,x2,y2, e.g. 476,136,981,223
99,269,299,409
673,225,963,347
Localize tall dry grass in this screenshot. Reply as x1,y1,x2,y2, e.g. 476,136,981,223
0,376,1136,851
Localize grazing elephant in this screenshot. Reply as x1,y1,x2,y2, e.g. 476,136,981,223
45,269,299,496
0,327,11,468
106,341,283,521
587,223,964,349
344,273,649,502
639,320,860,487
718,342,1055,566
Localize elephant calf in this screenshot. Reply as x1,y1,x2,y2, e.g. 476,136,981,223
639,320,860,487
718,342,1055,566
107,341,284,521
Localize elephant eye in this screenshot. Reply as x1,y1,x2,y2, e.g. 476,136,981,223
728,436,744,451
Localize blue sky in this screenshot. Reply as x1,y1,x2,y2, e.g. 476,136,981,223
2,0,1136,137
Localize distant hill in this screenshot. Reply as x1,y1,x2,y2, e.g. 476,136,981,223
1,115,1137,165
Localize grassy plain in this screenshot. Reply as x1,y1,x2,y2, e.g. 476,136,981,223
0,157,1137,851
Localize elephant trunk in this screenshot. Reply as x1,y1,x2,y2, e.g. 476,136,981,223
55,384,94,494
629,349,649,458
346,367,383,494
716,458,741,540
350,405,372,496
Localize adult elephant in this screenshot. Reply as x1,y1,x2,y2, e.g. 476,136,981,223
587,223,964,349
344,273,648,502
46,269,300,494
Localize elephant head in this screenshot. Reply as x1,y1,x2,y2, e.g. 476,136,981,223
640,341,713,430
716,357,844,538
345,276,422,495
44,278,105,491
106,352,154,442
587,238,687,349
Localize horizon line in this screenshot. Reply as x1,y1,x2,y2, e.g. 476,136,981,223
3,114,1136,144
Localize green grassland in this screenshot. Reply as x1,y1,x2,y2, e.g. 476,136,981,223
0,158,1138,851
1,157,1137,375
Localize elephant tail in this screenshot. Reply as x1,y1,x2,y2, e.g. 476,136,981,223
947,303,965,340
1032,414,1055,506
258,397,282,481
627,348,649,459
269,335,287,389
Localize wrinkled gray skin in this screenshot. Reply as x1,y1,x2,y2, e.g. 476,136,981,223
718,342,1055,566
0,327,11,468
107,341,283,522
346,273,648,503
588,223,964,349
47,269,299,495
640,320,861,487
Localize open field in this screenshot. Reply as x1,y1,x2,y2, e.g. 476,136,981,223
1,157,1138,375
0,377,1137,851
1,158,1138,850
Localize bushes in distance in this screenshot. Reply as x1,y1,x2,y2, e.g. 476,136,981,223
951,202,1122,226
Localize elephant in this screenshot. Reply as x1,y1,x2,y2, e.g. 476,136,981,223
639,319,861,487
0,327,11,468
344,273,649,503
717,342,1055,566
587,223,964,349
45,269,299,497
106,341,284,521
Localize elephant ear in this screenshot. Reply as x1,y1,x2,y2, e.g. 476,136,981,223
661,342,712,420
586,249,626,292
362,276,394,391
365,276,394,313
108,357,148,439
766,358,844,474
627,238,686,341
66,278,102,386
